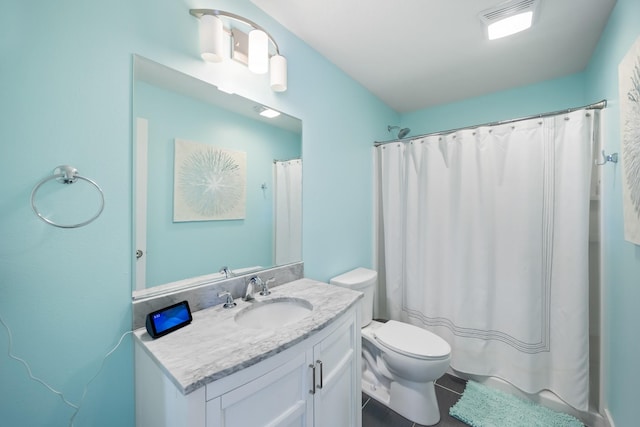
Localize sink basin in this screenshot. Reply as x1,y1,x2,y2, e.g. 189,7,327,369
234,297,313,329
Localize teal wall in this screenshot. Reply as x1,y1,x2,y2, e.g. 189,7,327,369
0,0,395,426
402,73,587,136
135,81,301,288
584,0,640,425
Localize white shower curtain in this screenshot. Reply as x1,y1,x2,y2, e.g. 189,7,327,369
274,159,302,265
376,110,597,411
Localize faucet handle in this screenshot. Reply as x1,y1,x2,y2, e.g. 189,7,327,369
260,277,274,296
218,291,236,308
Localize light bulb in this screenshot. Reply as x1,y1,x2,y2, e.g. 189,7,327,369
270,55,287,92
248,29,268,74
199,15,224,62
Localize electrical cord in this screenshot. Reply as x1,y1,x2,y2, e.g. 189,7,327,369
0,314,132,426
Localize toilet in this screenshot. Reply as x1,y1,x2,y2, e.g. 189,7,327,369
330,268,451,426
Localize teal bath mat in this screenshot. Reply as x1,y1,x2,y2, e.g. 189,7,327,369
450,381,584,427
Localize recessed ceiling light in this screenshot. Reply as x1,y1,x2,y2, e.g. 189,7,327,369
480,0,539,40
487,11,533,40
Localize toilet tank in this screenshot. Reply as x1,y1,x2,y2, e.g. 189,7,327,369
329,268,377,327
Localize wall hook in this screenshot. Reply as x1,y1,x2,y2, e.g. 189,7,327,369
595,150,618,166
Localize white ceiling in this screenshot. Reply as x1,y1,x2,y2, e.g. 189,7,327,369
251,0,616,113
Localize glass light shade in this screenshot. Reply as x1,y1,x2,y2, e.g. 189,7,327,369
487,11,533,40
248,29,269,74
270,55,287,92
199,15,224,62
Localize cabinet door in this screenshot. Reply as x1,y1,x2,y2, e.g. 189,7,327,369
312,314,360,427
211,351,312,427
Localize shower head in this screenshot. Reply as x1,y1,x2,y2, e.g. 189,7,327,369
397,127,411,139
388,125,411,139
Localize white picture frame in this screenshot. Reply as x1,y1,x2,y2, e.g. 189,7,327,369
173,139,246,222
619,36,640,245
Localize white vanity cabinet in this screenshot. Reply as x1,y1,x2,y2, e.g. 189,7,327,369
206,350,310,427
310,313,359,427
135,304,361,427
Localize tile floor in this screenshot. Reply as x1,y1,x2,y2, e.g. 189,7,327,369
362,373,469,427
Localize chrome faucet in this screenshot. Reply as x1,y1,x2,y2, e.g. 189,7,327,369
243,276,263,301
219,266,234,279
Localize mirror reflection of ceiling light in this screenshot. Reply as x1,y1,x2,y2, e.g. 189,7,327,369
480,0,539,40
254,106,281,118
190,9,287,92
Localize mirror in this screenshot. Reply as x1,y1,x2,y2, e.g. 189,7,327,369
132,55,302,296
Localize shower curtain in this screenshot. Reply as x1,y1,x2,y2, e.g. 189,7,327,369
375,110,597,411
274,159,302,265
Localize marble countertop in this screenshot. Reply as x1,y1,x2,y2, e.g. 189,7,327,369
134,278,363,395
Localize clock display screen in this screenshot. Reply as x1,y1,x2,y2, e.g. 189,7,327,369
146,301,192,338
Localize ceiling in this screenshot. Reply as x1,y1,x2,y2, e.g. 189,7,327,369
134,56,302,133
250,0,616,113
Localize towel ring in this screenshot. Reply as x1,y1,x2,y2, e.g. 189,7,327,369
31,165,105,229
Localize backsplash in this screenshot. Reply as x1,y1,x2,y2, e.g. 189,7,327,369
132,262,304,330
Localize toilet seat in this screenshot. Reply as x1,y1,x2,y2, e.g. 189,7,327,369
373,320,451,360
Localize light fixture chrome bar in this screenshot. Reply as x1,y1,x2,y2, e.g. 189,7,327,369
190,9,280,54
374,99,607,146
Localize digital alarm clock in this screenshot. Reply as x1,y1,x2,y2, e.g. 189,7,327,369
145,300,192,339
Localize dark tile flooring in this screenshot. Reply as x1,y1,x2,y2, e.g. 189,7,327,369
362,373,469,427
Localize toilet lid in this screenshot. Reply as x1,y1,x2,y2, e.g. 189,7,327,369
374,320,451,360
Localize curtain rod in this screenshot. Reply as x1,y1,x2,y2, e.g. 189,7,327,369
273,157,301,163
374,99,607,147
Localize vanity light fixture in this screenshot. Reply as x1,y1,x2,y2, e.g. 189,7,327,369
190,9,288,92
254,105,281,118
480,0,539,40
198,14,224,62
270,54,287,92
248,29,269,74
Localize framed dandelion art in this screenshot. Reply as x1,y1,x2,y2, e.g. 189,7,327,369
619,36,640,245
173,139,246,222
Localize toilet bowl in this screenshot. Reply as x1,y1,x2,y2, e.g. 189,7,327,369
330,268,451,426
